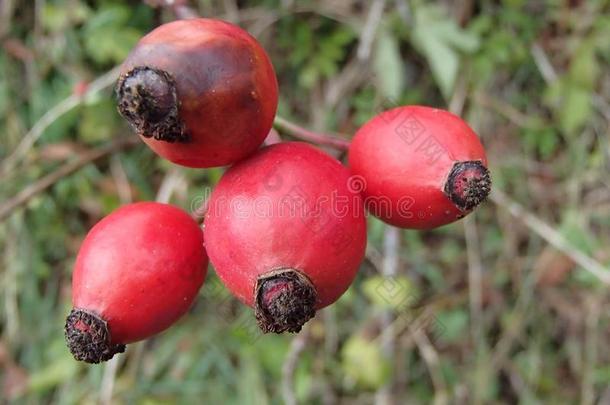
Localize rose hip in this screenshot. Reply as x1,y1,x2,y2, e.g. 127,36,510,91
204,142,367,333
348,106,491,229
65,202,208,363
116,18,278,168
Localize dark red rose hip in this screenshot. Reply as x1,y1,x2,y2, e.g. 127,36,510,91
65,202,208,363
204,142,367,333
116,18,278,168
348,105,491,229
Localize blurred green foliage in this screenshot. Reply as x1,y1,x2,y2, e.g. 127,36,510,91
1,0,610,403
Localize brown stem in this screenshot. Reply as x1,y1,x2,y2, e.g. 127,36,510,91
273,116,351,151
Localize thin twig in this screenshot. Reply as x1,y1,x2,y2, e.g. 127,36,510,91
222,0,240,22
410,328,448,405
581,297,600,405
395,0,412,24
4,221,19,345
530,43,558,84
324,56,370,109
154,168,186,204
472,91,543,129
263,128,282,146
99,356,120,405
282,327,310,405
0,137,139,222
463,214,489,404
375,226,400,405
490,189,610,284
374,291,468,359
273,116,351,151
110,155,133,204
0,66,122,177
490,268,537,371
463,215,483,344
0,0,16,38
357,0,386,61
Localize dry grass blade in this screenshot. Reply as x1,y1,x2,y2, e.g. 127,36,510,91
490,189,610,284
0,66,122,177
0,137,138,223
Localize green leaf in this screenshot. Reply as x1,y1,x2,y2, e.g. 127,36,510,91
41,4,70,32
542,37,600,136
560,211,598,255
411,5,480,99
84,26,142,64
342,335,390,390
83,5,143,64
413,33,458,99
27,352,79,393
570,40,599,89
41,2,90,32
560,86,591,135
373,29,405,101
434,309,468,343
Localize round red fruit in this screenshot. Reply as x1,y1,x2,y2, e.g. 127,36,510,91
348,106,491,229
116,18,278,168
204,142,367,333
65,202,208,363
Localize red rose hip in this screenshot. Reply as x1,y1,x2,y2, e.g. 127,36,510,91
348,106,491,229
116,18,278,168
204,142,367,333
65,202,208,363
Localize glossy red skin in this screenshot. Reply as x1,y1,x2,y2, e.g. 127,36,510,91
348,106,488,229
72,202,208,344
204,142,367,309
120,18,278,168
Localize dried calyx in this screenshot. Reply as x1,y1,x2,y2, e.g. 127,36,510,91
444,160,492,211
254,268,317,334
64,308,125,364
116,66,189,143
